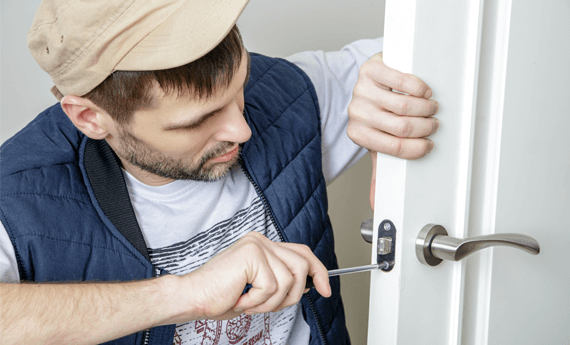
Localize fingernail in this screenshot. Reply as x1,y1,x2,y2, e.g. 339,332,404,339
424,89,433,99
431,99,439,114
427,140,434,154
433,119,440,134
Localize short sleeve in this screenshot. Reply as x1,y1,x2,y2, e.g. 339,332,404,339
285,38,384,184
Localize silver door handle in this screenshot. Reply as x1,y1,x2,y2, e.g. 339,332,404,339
360,218,374,243
416,224,540,266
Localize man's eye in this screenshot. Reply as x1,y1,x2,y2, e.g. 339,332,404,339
179,110,220,131
184,115,212,131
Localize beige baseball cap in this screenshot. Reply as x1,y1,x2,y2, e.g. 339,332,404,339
27,0,249,100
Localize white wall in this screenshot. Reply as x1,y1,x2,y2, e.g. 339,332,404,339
1,0,57,142
1,1,385,343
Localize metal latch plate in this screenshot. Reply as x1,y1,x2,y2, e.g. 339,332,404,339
377,219,396,272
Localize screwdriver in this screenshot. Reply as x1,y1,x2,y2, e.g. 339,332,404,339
304,261,391,289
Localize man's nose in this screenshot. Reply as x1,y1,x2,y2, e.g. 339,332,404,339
213,102,252,144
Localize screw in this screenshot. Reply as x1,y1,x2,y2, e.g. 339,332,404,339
383,222,391,231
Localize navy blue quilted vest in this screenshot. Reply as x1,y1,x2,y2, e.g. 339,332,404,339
0,53,349,345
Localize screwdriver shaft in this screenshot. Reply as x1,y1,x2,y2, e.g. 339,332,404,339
305,261,392,289
327,262,388,277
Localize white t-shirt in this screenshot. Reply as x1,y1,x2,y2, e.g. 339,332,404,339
0,38,383,345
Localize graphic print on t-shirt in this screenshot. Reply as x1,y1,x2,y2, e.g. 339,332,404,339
174,313,273,345
148,197,301,345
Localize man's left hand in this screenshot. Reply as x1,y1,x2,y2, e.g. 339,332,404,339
347,52,439,209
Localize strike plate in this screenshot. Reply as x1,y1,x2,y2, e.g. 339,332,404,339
377,219,396,272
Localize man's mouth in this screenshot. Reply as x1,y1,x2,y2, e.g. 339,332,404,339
210,145,239,163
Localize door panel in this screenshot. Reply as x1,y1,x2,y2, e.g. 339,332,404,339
368,0,482,342
485,1,570,343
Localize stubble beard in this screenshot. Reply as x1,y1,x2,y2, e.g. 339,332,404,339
116,128,240,182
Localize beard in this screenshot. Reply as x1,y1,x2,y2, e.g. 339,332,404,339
115,128,240,182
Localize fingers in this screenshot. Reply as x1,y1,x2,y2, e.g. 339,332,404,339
189,232,331,322
349,52,440,160
348,91,439,159
262,245,313,313
362,53,432,98
231,233,329,316
352,103,439,140
234,249,292,314
355,83,438,117
280,243,331,299
350,124,433,160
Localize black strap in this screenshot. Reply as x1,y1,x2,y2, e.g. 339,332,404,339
84,139,150,262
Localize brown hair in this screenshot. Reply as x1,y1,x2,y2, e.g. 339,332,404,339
83,25,244,125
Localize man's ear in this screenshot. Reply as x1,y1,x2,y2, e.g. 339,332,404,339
60,95,113,140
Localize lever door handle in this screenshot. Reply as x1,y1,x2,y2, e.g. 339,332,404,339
416,224,540,266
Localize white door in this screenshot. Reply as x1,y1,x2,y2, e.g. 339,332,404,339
367,0,570,344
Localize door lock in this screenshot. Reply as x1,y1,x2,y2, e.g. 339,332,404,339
305,218,396,289
360,218,396,272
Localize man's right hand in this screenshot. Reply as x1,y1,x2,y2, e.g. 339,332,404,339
169,231,331,322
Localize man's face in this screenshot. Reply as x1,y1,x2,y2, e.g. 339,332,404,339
108,51,252,184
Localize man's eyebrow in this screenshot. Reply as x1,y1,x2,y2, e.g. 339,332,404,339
164,53,250,132
163,107,223,131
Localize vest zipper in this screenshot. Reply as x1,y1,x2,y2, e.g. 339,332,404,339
240,160,328,345
142,329,151,345
239,159,285,243
306,293,328,345
141,268,163,344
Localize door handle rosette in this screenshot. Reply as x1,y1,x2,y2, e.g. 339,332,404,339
416,224,540,266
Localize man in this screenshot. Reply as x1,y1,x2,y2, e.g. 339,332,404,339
0,0,438,344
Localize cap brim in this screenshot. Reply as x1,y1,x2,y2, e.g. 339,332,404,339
115,0,248,71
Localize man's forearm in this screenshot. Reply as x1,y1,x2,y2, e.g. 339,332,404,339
0,275,188,344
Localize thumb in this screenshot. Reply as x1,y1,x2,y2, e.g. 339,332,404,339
368,150,377,210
